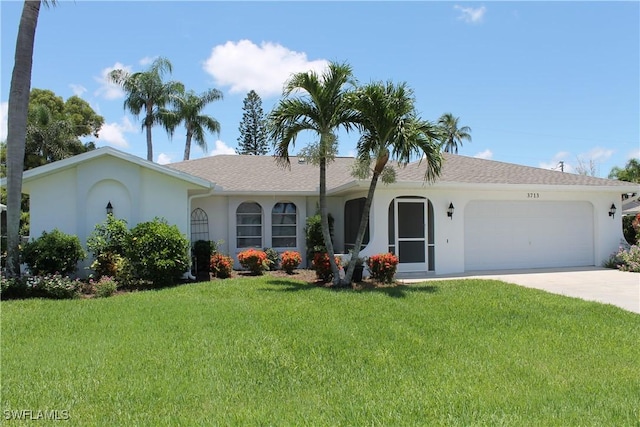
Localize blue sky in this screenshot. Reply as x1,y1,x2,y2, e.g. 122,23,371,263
1,1,638,177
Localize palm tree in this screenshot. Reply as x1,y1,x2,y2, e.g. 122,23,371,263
6,0,54,278
109,57,184,162
438,112,472,154
609,158,640,183
344,81,443,284
164,88,223,160
269,62,359,286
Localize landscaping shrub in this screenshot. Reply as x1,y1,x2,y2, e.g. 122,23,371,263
263,247,279,270
86,215,129,278
305,213,334,263
94,276,118,298
366,252,399,284
312,252,341,282
281,251,302,274
617,245,640,272
238,248,269,275
21,229,85,276
125,218,190,287
0,277,29,300
26,274,82,299
210,253,233,279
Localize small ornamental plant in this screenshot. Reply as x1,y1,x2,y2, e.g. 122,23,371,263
281,251,302,274
210,253,234,279
312,252,342,282
94,276,119,298
237,249,269,275
366,252,399,284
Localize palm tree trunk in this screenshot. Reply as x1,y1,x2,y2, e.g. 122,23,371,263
319,155,341,286
183,131,192,161
145,110,153,161
6,0,42,278
344,165,384,284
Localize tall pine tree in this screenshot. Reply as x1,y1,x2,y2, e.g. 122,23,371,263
237,90,268,155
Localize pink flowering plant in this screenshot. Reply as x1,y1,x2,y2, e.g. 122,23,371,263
366,253,399,284
280,251,302,274
237,249,270,275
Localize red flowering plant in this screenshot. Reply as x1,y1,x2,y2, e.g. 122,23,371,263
366,253,399,284
280,251,302,274
312,252,342,282
210,253,234,279
237,248,269,275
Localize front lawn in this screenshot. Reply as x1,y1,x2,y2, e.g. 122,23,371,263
2,277,638,425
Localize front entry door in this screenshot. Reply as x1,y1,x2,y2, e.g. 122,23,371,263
395,199,427,272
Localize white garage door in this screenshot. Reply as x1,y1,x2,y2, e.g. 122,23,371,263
464,201,594,271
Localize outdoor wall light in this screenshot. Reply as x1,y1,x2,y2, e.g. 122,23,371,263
447,202,455,219
106,201,114,215
608,203,616,218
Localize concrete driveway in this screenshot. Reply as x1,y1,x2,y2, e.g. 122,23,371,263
400,267,640,314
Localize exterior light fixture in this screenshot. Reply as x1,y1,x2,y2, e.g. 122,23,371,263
447,203,455,219
608,203,616,218
106,201,114,215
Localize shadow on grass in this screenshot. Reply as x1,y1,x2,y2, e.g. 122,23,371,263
262,279,439,298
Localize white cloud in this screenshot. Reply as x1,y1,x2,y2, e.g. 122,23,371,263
578,146,614,162
157,153,172,165
474,149,493,160
628,149,640,160
454,5,487,24
540,151,572,172
94,62,131,100
97,116,136,148
69,84,87,97
139,56,155,66
203,39,329,98
0,102,7,141
209,140,236,156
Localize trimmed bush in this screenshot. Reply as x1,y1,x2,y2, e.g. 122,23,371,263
238,249,269,275
311,252,341,282
87,215,129,278
263,247,279,270
305,213,334,263
367,253,399,284
210,253,234,279
0,277,29,300
94,276,118,298
125,218,190,287
281,251,302,274
22,229,85,276
618,245,640,272
26,274,82,299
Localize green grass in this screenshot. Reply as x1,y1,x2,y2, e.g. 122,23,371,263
2,277,639,426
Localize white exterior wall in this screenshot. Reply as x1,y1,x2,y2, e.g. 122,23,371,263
26,155,201,277
347,185,627,275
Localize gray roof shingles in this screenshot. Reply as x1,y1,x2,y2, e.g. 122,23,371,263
166,153,636,193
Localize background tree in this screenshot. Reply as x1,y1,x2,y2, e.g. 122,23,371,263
6,0,54,278
609,158,640,183
164,88,222,161
344,81,443,284
438,112,472,154
574,157,599,177
109,57,184,162
237,90,268,155
269,62,358,285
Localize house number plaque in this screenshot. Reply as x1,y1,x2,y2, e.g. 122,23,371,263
527,192,540,199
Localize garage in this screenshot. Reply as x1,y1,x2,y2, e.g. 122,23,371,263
464,200,595,271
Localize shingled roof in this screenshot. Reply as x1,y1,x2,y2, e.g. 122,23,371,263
166,153,636,193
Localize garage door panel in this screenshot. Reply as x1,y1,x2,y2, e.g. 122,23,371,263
464,201,594,271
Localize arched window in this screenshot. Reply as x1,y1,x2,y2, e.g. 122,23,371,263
237,202,262,248
272,202,297,248
191,208,209,243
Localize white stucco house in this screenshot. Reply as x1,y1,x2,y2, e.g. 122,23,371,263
12,147,639,277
